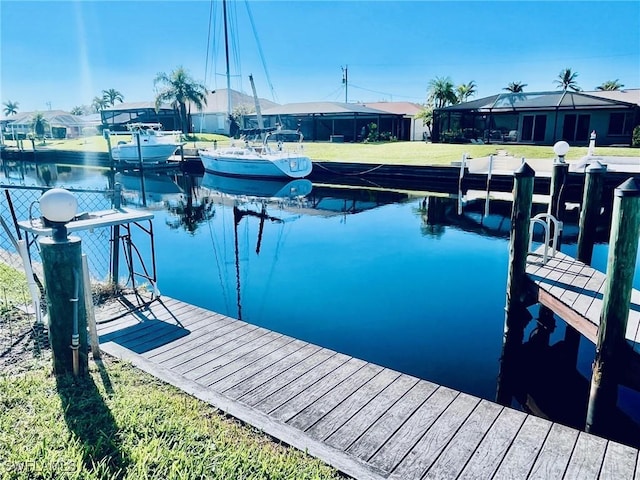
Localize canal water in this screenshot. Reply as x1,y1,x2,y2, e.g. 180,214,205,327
2,161,640,445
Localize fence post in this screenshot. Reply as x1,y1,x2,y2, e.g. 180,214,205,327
110,183,122,288
586,178,640,436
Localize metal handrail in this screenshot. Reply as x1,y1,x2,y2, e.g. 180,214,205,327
528,213,562,263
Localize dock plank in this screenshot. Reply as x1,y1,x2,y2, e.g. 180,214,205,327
367,386,458,472
528,422,579,480
287,363,383,431
563,432,607,480
458,407,527,480
600,441,638,480
344,380,438,461
306,369,407,443
491,414,552,480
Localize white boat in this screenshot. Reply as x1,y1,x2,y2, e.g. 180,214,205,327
199,128,312,178
110,123,183,165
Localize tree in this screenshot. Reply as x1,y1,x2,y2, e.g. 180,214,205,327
154,66,207,134
31,112,48,139
92,96,108,113
503,82,527,93
102,88,124,106
554,68,581,91
427,76,457,109
415,106,433,136
456,81,477,103
3,100,19,116
70,106,85,115
596,79,624,91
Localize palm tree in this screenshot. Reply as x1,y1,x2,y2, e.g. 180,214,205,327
102,88,124,106
3,100,19,116
154,66,208,134
456,81,477,103
92,96,108,113
427,76,457,109
153,67,207,133
554,68,581,91
31,112,48,139
503,82,527,93
596,79,624,91
70,106,85,115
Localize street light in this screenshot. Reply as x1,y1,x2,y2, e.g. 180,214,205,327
39,188,78,241
553,140,570,164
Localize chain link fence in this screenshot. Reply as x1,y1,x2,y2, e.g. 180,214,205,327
1,182,120,361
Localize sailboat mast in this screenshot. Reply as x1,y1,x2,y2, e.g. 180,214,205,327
249,74,264,131
222,0,232,123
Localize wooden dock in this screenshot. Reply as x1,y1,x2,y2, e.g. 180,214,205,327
95,295,640,479
526,247,640,352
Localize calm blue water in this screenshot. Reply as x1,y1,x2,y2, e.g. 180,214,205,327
3,161,640,439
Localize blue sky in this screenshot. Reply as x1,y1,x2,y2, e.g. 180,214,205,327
2,0,639,113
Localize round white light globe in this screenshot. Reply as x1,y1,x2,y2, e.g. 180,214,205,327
39,188,78,223
553,140,570,156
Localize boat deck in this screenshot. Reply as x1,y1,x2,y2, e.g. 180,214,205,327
96,295,640,479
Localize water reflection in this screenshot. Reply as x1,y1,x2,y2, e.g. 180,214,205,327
2,159,640,447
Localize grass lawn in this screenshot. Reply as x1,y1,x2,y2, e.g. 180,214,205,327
8,137,638,166
0,354,345,480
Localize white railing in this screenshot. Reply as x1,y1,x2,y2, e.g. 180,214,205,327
528,213,562,263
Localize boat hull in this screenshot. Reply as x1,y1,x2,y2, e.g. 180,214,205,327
199,150,312,179
111,144,179,164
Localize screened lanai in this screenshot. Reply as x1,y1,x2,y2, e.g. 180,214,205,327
433,90,640,146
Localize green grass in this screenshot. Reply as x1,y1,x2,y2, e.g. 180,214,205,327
0,356,344,480
0,263,29,308
5,136,638,165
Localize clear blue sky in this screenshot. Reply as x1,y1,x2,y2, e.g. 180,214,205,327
2,0,639,113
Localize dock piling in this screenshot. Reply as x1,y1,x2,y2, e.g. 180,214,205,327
496,162,535,405
586,178,640,435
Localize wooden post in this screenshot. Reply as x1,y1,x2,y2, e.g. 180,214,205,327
563,162,608,362
496,162,535,405
577,161,607,263
40,236,88,376
586,178,640,435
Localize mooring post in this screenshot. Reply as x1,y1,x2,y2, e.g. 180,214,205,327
496,162,535,405
561,162,609,362
577,161,607,263
585,178,640,436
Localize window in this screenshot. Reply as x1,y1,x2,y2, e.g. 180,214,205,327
562,114,590,142
522,114,547,142
608,112,633,136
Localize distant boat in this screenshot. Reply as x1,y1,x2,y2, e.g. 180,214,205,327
110,123,183,165
199,128,312,179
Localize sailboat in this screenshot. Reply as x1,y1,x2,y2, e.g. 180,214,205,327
198,2,312,179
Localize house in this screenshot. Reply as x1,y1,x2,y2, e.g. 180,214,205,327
432,89,640,146
101,102,180,132
1,110,89,139
191,89,278,135
248,102,408,142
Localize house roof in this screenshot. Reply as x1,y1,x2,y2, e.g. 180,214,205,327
438,90,639,112
588,89,640,107
103,101,174,111
260,102,396,116
4,110,87,127
191,89,278,114
361,102,424,116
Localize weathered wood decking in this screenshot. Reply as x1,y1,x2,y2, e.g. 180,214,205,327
96,295,640,479
526,247,640,353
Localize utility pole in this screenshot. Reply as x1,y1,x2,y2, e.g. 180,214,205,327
342,65,348,103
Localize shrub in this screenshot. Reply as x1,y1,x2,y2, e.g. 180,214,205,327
632,125,640,147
